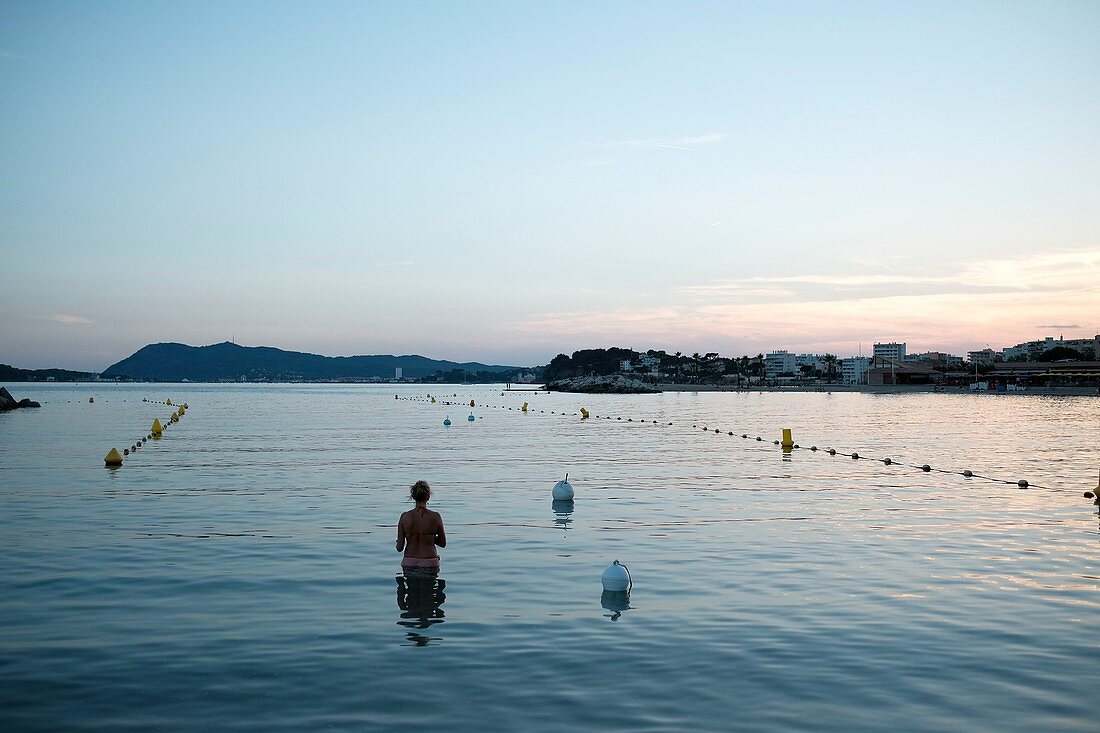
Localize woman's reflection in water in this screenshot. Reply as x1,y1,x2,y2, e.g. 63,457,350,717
396,571,446,646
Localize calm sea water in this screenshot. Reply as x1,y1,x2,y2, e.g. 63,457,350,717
1,383,1097,732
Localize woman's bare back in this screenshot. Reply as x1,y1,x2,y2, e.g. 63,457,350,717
397,506,446,559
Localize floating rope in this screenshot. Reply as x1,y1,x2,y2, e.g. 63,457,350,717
394,394,1074,493
103,400,191,467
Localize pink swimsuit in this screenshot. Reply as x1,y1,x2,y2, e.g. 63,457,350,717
401,556,440,569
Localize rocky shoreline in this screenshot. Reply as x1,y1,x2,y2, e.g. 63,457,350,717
0,387,41,411
545,375,662,394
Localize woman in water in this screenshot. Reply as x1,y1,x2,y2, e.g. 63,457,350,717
396,480,446,574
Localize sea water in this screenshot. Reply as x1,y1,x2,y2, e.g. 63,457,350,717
0,384,1097,732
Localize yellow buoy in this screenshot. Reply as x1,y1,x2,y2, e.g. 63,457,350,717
522,402,529,412
104,448,123,466
151,418,163,435
580,407,590,419
470,399,475,407
89,396,94,403
166,398,172,406
431,397,436,404
178,406,185,415
171,411,179,422
781,428,794,449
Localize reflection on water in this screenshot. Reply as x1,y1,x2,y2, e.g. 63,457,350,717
601,589,631,621
396,572,446,646
552,499,574,530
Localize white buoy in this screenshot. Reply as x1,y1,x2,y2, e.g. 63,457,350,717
552,473,574,501
601,560,631,592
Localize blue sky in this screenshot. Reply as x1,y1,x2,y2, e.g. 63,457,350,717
2,1,1098,370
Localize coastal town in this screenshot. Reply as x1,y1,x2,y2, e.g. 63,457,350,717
5,334,1099,392
541,334,1100,393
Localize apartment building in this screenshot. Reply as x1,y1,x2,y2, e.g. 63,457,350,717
840,356,871,385
873,342,907,361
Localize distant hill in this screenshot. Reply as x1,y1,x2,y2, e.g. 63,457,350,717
99,342,531,382
0,364,98,382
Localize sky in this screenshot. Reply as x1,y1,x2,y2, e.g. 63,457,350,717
2,1,1098,371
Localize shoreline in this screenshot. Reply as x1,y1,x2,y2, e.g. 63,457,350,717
8,380,1096,396
652,383,1098,396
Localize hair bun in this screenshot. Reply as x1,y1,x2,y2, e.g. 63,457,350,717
409,480,431,502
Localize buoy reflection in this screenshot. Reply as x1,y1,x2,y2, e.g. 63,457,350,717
601,589,631,621
552,499,574,530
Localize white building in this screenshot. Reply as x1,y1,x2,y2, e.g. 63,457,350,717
1063,336,1099,358
911,351,965,369
873,342,907,361
1002,335,1099,360
840,357,870,385
795,354,825,374
395,367,403,380
765,350,797,378
967,349,1001,365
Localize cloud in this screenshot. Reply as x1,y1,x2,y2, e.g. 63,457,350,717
1036,324,1080,329
600,133,725,152
684,248,1100,303
36,314,95,325
675,134,725,146
373,260,415,268
507,248,1100,356
0,51,30,61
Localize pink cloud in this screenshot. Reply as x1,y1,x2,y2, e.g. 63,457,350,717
509,249,1100,356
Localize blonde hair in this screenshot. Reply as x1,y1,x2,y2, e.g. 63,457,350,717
409,480,431,503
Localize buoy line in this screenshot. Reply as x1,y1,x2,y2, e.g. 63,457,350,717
394,394,1076,496
400,390,1091,596
675,418,1058,492
103,401,191,467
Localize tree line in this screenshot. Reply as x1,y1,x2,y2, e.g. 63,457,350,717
542,348,834,383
